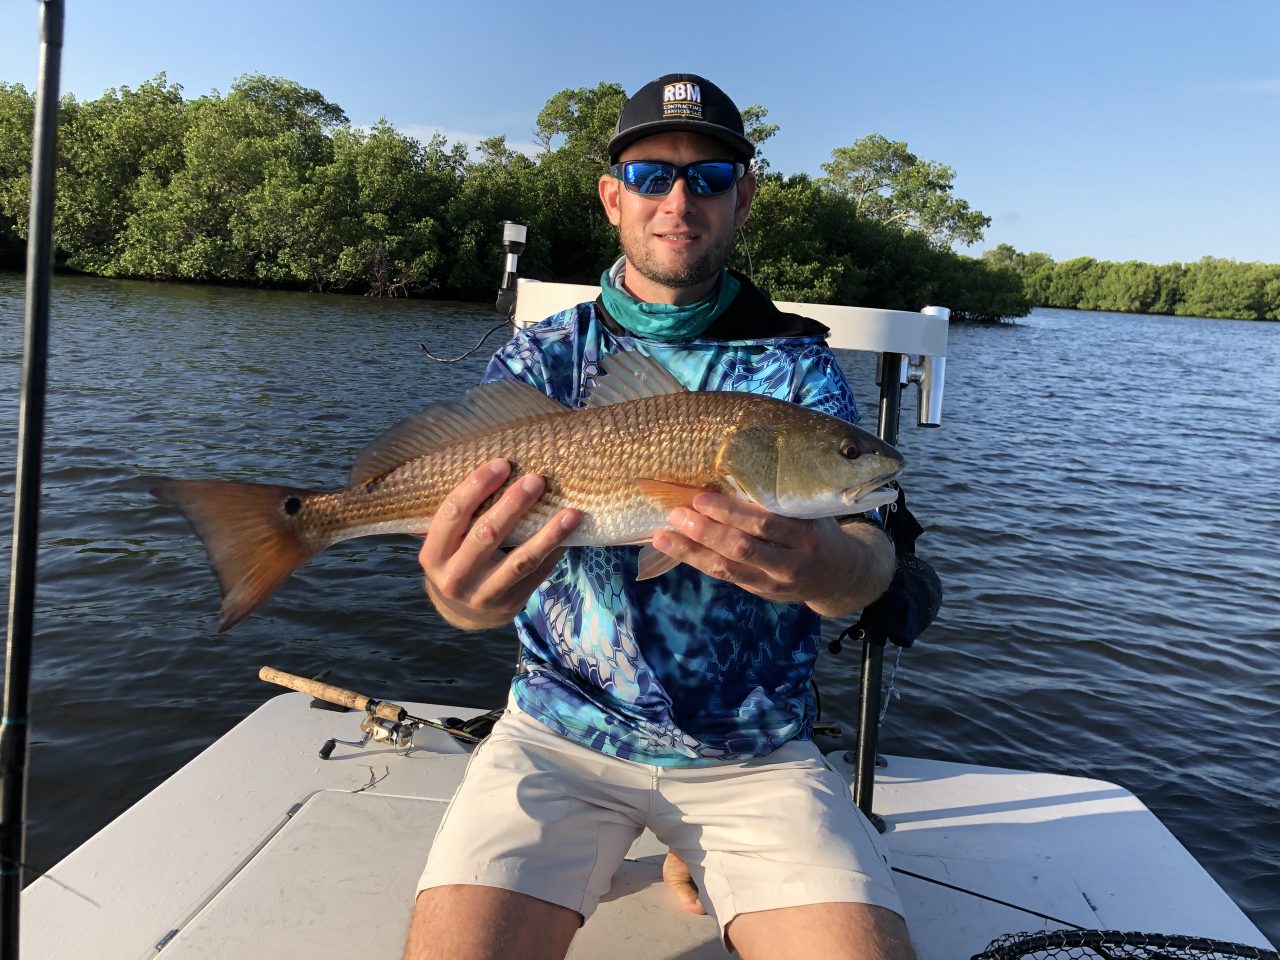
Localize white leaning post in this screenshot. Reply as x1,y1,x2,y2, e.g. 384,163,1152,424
511,279,949,428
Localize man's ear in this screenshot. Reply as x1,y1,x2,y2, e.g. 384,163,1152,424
734,171,757,229
599,173,623,226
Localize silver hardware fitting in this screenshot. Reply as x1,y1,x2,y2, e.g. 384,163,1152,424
359,715,414,750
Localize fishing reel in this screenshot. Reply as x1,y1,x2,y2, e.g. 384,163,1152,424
360,714,415,748
317,713,415,759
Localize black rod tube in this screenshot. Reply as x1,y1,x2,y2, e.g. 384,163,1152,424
852,630,885,813
877,352,905,450
2,2,63,954
852,352,904,819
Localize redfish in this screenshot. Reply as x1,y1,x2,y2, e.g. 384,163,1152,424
153,351,902,631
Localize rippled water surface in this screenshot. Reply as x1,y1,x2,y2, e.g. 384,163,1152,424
1,272,1277,942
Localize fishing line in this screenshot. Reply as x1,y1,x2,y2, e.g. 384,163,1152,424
350,765,390,795
420,322,511,363
0,855,98,907
890,866,1085,929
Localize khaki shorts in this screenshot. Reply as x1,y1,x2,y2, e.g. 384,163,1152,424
418,701,903,941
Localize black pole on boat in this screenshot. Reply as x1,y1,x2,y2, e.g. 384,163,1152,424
1,1,64,955
851,352,904,825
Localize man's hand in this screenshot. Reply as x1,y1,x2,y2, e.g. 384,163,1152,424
419,458,581,631
651,492,894,618
661,849,706,916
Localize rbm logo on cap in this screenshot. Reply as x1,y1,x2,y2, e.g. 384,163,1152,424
662,82,703,119
663,82,701,104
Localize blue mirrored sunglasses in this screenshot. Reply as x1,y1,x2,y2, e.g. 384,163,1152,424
610,160,745,197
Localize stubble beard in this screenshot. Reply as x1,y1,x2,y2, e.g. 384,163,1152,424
619,221,736,292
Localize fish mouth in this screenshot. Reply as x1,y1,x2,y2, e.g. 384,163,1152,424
842,475,900,511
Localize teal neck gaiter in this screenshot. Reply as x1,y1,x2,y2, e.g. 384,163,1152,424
599,258,739,341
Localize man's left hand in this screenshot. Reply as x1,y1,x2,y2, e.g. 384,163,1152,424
651,491,894,617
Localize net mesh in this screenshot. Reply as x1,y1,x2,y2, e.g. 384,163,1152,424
973,931,1279,960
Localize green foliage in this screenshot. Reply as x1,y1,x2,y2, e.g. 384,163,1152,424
534,83,624,168
744,175,868,304
56,75,188,274
740,104,779,174
0,82,35,266
291,123,459,295
988,246,1277,321
4,73,1272,322
116,74,348,282
1177,257,1278,321
445,135,540,293
743,174,1028,321
820,134,992,248
22,72,1218,322
530,83,627,283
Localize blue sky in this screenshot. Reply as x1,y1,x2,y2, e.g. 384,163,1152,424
2,0,1277,265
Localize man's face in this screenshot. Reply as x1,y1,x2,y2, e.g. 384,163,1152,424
598,131,756,305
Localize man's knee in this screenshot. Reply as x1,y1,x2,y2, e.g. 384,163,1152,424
725,901,915,960
404,885,581,960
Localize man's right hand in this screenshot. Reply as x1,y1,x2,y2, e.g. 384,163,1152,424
419,458,581,631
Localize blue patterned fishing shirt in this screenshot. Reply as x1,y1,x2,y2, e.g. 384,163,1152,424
483,279,866,765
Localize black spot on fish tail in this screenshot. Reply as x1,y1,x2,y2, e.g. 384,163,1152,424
152,479,323,631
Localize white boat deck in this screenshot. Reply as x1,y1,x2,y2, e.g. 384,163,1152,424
23,693,1272,959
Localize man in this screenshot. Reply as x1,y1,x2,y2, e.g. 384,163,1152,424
404,73,916,960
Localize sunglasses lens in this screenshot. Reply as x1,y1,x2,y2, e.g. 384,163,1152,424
623,162,675,195
687,162,740,195
616,161,742,196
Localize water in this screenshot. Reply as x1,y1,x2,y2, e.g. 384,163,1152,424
1,272,1277,942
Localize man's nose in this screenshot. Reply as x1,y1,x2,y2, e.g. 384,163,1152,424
658,174,696,213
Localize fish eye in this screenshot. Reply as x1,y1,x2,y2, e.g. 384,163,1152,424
840,441,860,460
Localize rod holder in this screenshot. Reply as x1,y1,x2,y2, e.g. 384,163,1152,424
908,354,945,427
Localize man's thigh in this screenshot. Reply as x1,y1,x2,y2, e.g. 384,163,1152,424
655,739,905,940
726,901,916,960
417,705,647,918
404,885,580,960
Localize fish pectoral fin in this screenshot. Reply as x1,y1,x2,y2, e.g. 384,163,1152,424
636,545,681,581
634,478,706,511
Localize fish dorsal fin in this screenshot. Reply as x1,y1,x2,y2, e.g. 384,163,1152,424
349,379,568,486
584,350,688,407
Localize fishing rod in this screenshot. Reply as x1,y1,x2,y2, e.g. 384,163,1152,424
258,667,485,753
2,3,63,957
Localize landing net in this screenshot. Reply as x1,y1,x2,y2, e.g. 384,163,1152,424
973,931,1279,960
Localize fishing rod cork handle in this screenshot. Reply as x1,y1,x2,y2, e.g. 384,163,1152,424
258,667,406,723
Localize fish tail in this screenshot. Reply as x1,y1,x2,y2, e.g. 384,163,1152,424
152,479,322,632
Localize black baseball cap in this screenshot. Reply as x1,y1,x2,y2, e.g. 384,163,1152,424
608,73,755,164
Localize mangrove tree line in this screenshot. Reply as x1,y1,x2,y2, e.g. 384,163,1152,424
0,73,1028,321
3,74,1274,321
983,245,1280,322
